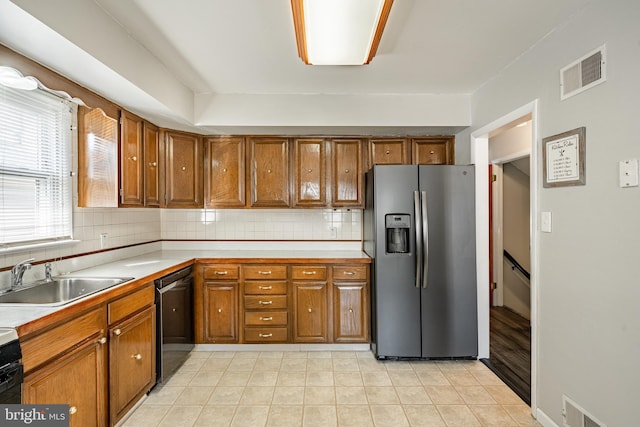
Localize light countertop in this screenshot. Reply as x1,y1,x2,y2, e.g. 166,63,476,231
0,247,369,331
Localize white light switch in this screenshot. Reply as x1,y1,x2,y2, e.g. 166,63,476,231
619,159,639,187
541,212,552,233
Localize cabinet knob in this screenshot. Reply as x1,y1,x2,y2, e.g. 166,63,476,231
148,161,157,167
113,329,121,336
260,316,273,321
349,308,354,313
181,166,187,171
132,353,142,361
215,271,228,275
344,169,350,173
172,308,177,312
223,168,228,172
385,150,390,154
98,337,107,345
129,156,137,161
69,406,77,415
259,300,273,305
307,168,312,173
259,333,273,338
218,308,223,313
429,150,435,154
308,308,312,313
267,169,272,173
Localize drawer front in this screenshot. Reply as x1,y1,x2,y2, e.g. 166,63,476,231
203,264,239,280
244,327,288,342
291,266,327,281
244,295,287,310
244,281,287,295
22,307,105,373
245,311,288,326
108,284,155,325
332,265,368,281
243,265,287,280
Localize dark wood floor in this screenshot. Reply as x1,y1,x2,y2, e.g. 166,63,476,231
482,306,531,405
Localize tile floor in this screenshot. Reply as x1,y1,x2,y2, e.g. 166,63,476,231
121,350,541,427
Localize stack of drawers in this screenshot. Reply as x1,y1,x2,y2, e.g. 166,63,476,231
243,265,288,342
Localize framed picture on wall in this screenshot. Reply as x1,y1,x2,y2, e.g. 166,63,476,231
542,127,586,188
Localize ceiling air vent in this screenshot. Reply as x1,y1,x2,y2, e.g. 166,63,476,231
560,45,606,100
563,395,607,427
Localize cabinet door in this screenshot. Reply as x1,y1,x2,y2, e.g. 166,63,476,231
412,137,455,165
292,138,327,207
23,336,108,427
292,282,328,342
143,121,161,207
109,305,156,424
203,283,239,343
205,136,246,207
249,137,290,207
333,282,368,342
368,138,410,167
165,131,203,208
120,110,145,206
330,139,363,207
78,106,118,208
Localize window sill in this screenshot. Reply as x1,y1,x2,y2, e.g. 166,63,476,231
0,239,80,255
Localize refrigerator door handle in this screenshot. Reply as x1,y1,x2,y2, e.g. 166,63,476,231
421,191,429,289
414,191,422,288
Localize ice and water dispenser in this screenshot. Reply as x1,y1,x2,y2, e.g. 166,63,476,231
385,214,410,254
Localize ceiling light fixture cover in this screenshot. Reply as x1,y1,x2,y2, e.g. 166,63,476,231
291,0,394,65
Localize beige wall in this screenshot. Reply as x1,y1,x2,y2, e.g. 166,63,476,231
457,1,640,425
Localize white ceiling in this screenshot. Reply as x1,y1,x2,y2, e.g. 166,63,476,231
1,0,590,134
96,0,587,95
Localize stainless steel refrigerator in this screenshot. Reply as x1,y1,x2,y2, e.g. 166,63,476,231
364,165,478,359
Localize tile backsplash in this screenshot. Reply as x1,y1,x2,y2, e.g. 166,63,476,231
161,208,362,241
0,207,361,271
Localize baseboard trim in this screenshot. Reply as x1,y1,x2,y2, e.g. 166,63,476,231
194,343,371,352
536,408,560,427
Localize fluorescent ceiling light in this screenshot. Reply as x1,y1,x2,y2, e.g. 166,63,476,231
291,0,394,65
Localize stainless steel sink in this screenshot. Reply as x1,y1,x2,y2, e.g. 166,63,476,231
0,277,133,306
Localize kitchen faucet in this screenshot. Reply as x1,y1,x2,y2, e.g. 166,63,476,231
10,258,34,290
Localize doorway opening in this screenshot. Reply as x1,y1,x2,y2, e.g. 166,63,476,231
485,117,532,404
471,100,538,414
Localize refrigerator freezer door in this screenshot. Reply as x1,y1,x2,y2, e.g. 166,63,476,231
370,166,422,358
419,165,478,358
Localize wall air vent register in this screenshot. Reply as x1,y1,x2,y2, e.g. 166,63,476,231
560,45,606,100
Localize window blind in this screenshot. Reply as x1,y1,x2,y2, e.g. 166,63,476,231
0,84,73,247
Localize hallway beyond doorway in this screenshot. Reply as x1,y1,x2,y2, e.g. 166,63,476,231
482,307,531,405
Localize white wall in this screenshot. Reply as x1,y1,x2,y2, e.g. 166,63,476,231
458,1,640,425
503,163,531,318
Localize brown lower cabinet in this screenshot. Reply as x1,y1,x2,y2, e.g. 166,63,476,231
21,283,156,427
195,261,369,344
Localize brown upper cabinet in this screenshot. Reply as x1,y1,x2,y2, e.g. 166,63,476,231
164,130,203,208
368,138,410,167
330,139,364,208
248,137,290,207
78,106,118,208
412,136,455,165
292,138,327,208
143,122,161,207
119,111,144,207
205,136,246,208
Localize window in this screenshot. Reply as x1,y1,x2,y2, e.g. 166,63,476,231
0,82,73,249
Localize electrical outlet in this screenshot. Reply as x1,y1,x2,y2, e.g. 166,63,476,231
100,233,108,249
329,227,338,239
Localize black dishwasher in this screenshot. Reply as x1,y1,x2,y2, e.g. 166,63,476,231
0,331,22,404
155,266,194,384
